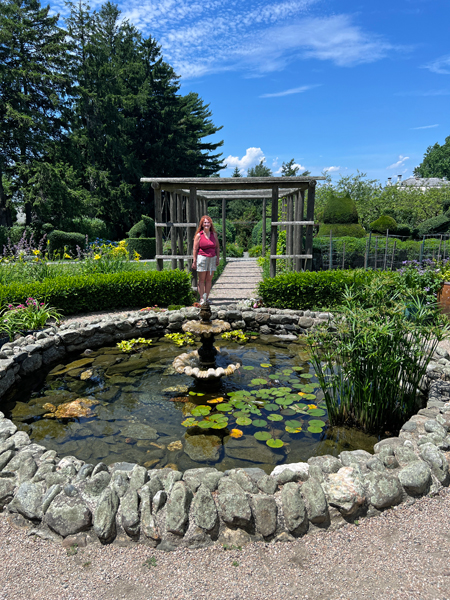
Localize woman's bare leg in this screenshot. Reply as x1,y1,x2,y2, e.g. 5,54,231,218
205,272,213,299
198,272,206,300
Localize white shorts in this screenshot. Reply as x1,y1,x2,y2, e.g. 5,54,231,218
197,255,217,273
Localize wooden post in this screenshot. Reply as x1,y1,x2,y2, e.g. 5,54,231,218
390,240,397,270
383,230,389,271
305,182,315,271
188,187,197,291
297,191,305,271
419,236,425,263
155,187,163,272
342,241,345,270
262,197,266,256
364,232,371,270
177,194,184,270
270,185,278,277
169,192,177,270
374,236,378,270
438,235,443,262
222,198,227,263
287,194,293,270
329,230,333,270
293,192,300,271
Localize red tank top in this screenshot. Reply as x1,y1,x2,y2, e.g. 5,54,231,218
198,231,217,257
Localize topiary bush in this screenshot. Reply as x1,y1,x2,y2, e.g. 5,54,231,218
395,223,412,238
323,193,359,224
0,270,193,315
417,212,450,237
370,215,397,234
69,217,109,240
251,218,271,246
317,223,366,238
48,230,86,255
126,238,156,259
127,215,155,238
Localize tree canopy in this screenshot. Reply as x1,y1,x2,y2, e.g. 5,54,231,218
414,136,450,179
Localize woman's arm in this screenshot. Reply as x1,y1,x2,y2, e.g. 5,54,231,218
215,234,220,265
192,234,200,268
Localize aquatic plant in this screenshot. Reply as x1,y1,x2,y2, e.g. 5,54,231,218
116,337,152,353
164,332,195,347
221,329,249,344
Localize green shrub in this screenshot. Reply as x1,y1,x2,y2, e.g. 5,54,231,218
323,193,358,224
370,215,397,234
248,245,262,257
48,230,86,255
127,215,155,238
417,212,450,237
251,219,271,246
69,217,109,240
317,223,366,238
126,238,156,259
258,270,373,310
226,242,244,258
395,223,412,237
0,226,8,250
213,220,236,245
0,270,193,315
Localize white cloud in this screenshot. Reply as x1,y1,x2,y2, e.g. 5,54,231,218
260,84,321,98
324,166,340,173
225,148,266,171
387,155,410,170
423,54,450,75
411,124,439,130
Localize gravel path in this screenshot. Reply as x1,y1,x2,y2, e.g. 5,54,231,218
2,488,450,600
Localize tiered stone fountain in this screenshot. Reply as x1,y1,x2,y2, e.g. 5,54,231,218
172,301,241,385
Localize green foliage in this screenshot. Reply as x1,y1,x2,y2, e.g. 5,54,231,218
414,135,450,179
226,242,244,258
68,217,109,240
281,159,310,177
317,223,366,238
247,160,272,177
370,215,397,234
116,337,152,353
125,238,156,260
48,230,86,255
251,219,271,246
395,223,413,237
164,332,195,347
221,330,249,343
213,220,236,244
0,298,62,341
416,212,450,237
127,216,155,239
308,295,448,433
323,193,359,224
248,245,262,257
0,270,194,315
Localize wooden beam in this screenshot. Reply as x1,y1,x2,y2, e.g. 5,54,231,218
176,194,184,271
155,222,197,227
305,182,315,271
271,221,314,226
262,197,266,256
154,187,163,272
155,255,193,260
188,187,197,290
270,185,278,278
222,198,226,263
270,254,313,259
169,192,177,270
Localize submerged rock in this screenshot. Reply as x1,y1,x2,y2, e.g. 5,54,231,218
43,398,100,419
184,435,221,462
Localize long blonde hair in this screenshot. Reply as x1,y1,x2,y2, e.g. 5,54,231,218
195,215,216,237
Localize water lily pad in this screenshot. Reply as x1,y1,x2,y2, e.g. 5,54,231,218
260,363,272,367
285,420,302,428
285,425,302,434
291,366,303,371
267,413,283,421
252,419,267,427
197,420,212,428
254,431,271,441
275,397,294,406
233,400,247,409
191,405,211,416
181,417,199,427
263,403,279,411
300,373,313,379
233,410,250,418
216,403,233,412
268,374,279,380
308,409,326,417
242,366,255,370
248,406,262,415
209,414,228,422
280,408,296,416
309,419,326,427
291,384,304,390
294,403,308,411
236,417,252,426
250,378,268,386
212,422,228,429
282,369,293,375
266,438,284,448
308,426,323,434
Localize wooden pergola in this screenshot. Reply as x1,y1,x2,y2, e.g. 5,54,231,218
140,176,325,277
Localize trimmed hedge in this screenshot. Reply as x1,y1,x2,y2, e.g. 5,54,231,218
0,270,193,316
317,223,366,238
417,212,450,237
370,215,397,234
258,270,373,310
126,238,156,259
127,215,155,238
49,230,86,255
323,193,358,224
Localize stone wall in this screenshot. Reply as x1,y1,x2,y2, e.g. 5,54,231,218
0,305,449,549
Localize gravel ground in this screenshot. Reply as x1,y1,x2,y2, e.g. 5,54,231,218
2,489,450,600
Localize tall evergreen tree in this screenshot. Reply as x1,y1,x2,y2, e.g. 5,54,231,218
248,160,272,177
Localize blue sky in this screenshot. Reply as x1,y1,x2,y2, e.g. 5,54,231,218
54,0,450,181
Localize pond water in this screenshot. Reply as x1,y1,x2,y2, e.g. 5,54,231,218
3,337,378,474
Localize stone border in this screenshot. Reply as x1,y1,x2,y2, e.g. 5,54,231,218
0,305,449,549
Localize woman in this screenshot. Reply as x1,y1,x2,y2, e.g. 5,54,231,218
192,215,220,304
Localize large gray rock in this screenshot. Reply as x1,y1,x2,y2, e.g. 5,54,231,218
250,494,278,537
339,450,372,468
301,477,328,524
424,420,447,437
364,472,403,509
281,482,308,536
8,482,44,520
228,470,259,494
224,436,283,465
0,479,15,507
0,418,17,441
308,455,342,474
140,488,160,540
398,462,432,496
419,443,450,485
45,494,92,537
192,484,218,531
0,449,14,471
81,471,111,499
42,484,62,513
129,465,148,490
94,487,119,543
184,434,222,463
257,474,278,495
166,481,193,535
217,478,252,528
17,455,38,484
119,423,158,440
324,467,366,516
183,468,224,492
139,476,164,503
394,446,419,467
120,488,140,537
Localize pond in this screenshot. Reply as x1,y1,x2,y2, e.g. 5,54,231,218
2,337,378,474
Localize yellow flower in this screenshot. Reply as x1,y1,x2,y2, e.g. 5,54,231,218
307,404,317,410
94,254,101,260
230,429,243,438
33,249,40,255
133,250,141,261
64,253,71,259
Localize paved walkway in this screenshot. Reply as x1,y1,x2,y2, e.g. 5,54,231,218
208,258,262,304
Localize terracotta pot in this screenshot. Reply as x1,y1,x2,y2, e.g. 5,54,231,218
438,282,450,315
